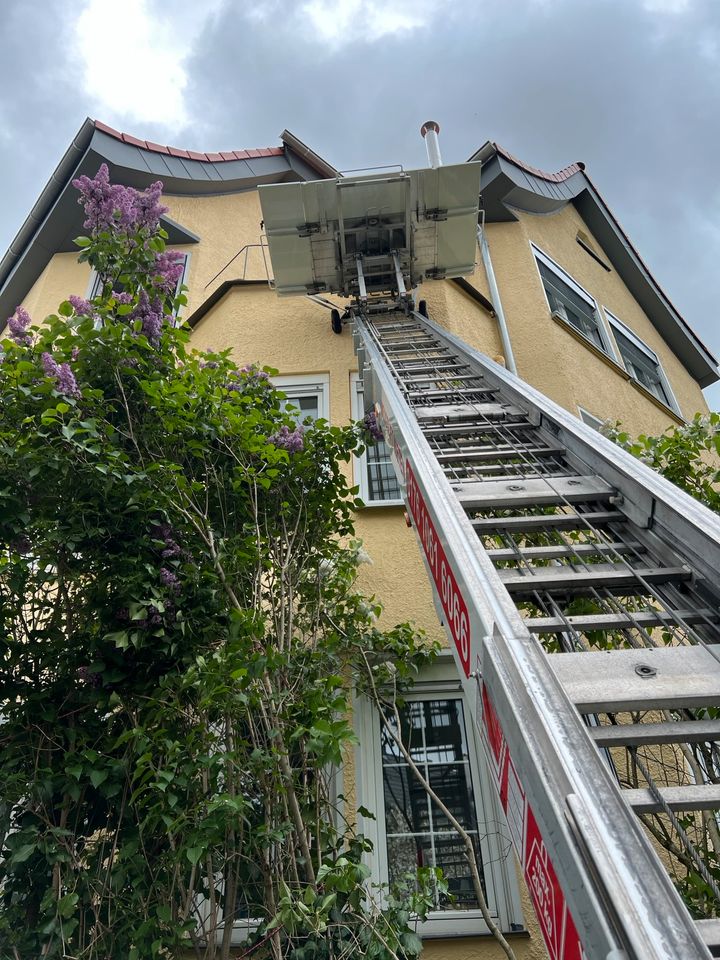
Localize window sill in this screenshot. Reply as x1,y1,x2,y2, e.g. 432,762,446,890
551,312,631,380
628,378,686,425
356,498,405,509
419,915,529,939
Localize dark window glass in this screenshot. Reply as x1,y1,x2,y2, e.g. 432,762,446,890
381,698,483,910
613,327,671,405
537,260,605,350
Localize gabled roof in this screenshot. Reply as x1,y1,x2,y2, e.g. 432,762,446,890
0,119,337,327
471,141,718,388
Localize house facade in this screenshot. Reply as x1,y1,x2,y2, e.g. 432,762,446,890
2,119,717,960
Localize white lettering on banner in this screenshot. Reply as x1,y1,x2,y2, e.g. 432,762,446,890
405,458,471,676
481,685,585,960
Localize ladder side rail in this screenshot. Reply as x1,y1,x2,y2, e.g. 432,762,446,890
409,311,720,585
356,313,713,960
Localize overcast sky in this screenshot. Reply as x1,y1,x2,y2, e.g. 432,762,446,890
2,0,720,409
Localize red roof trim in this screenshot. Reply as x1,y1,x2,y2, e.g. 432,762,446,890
494,142,585,183
92,119,284,165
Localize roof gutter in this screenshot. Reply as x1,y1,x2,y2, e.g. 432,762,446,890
280,130,338,180
0,117,95,297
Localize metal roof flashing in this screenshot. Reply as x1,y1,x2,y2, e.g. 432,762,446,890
0,120,337,329
472,142,719,388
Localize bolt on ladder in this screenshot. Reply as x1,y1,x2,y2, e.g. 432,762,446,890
355,306,720,960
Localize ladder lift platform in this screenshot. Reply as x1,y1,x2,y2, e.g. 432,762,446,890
259,165,720,960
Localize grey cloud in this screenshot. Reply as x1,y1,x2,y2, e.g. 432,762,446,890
2,0,720,408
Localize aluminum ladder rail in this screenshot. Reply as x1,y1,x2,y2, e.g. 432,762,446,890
354,307,720,960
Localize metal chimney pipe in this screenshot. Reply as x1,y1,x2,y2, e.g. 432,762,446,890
420,120,442,168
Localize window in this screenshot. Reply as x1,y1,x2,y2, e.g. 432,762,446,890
351,374,403,505
533,246,611,353
85,251,190,315
578,407,606,431
356,660,524,937
605,312,680,413
273,373,329,423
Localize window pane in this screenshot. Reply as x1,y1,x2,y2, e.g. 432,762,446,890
281,393,320,422
383,765,430,834
613,328,670,404
387,834,484,911
381,697,484,912
537,260,605,349
366,446,402,501
428,764,478,833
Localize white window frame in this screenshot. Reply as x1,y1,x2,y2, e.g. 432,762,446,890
578,407,606,431
85,251,191,324
531,244,617,359
272,373,329,422
351,373,404,506
603,309,682,415
354,655,524,939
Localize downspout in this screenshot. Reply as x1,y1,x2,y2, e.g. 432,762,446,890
420,122,518,375
477,212,518,375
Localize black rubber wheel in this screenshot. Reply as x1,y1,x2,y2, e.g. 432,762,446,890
331,309,342,335
418,299,428,318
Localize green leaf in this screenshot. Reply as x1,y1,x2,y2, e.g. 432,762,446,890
185,845,204,865
57,892,79,918
58,300,73,317
90,769,108,788
73,236,92,247
11,844,36,864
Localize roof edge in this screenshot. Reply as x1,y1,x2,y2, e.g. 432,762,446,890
470,140,585,183
0,117,95,297
280,130,338,179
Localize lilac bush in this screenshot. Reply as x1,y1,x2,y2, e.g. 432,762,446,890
41,351,81,399
72,163,167,235
269,424,305,453
7,306,32,345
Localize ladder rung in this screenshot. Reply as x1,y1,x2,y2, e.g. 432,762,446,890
526,607,716,634
458,475,615,510
624,785,720,814
403,374,490,386
549,644,720,712
436,444,565,464
422,420,536,438
489,541,644,562
500,564,691,596
413,401,521,419
472,510,626,532
394,362,473,374
589,718,720,747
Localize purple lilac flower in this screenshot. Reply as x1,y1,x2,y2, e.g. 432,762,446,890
153,251,185,295
7,306,32,345
159,567,180,592
363,410,384,442
201,360,219,370
68,295,93,316
239,363,270,383
72,164,167,236
71,347,80,360
269,424,305,453
41,351,81,399
112,291,134,305
130,290,165,344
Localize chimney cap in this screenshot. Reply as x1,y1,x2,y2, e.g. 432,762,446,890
420,120,440,138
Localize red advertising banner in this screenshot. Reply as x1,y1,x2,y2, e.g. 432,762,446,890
405,458,471,676
481,686,586,960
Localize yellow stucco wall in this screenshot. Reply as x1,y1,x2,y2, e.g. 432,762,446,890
16,183,716,960
483,204,709,431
